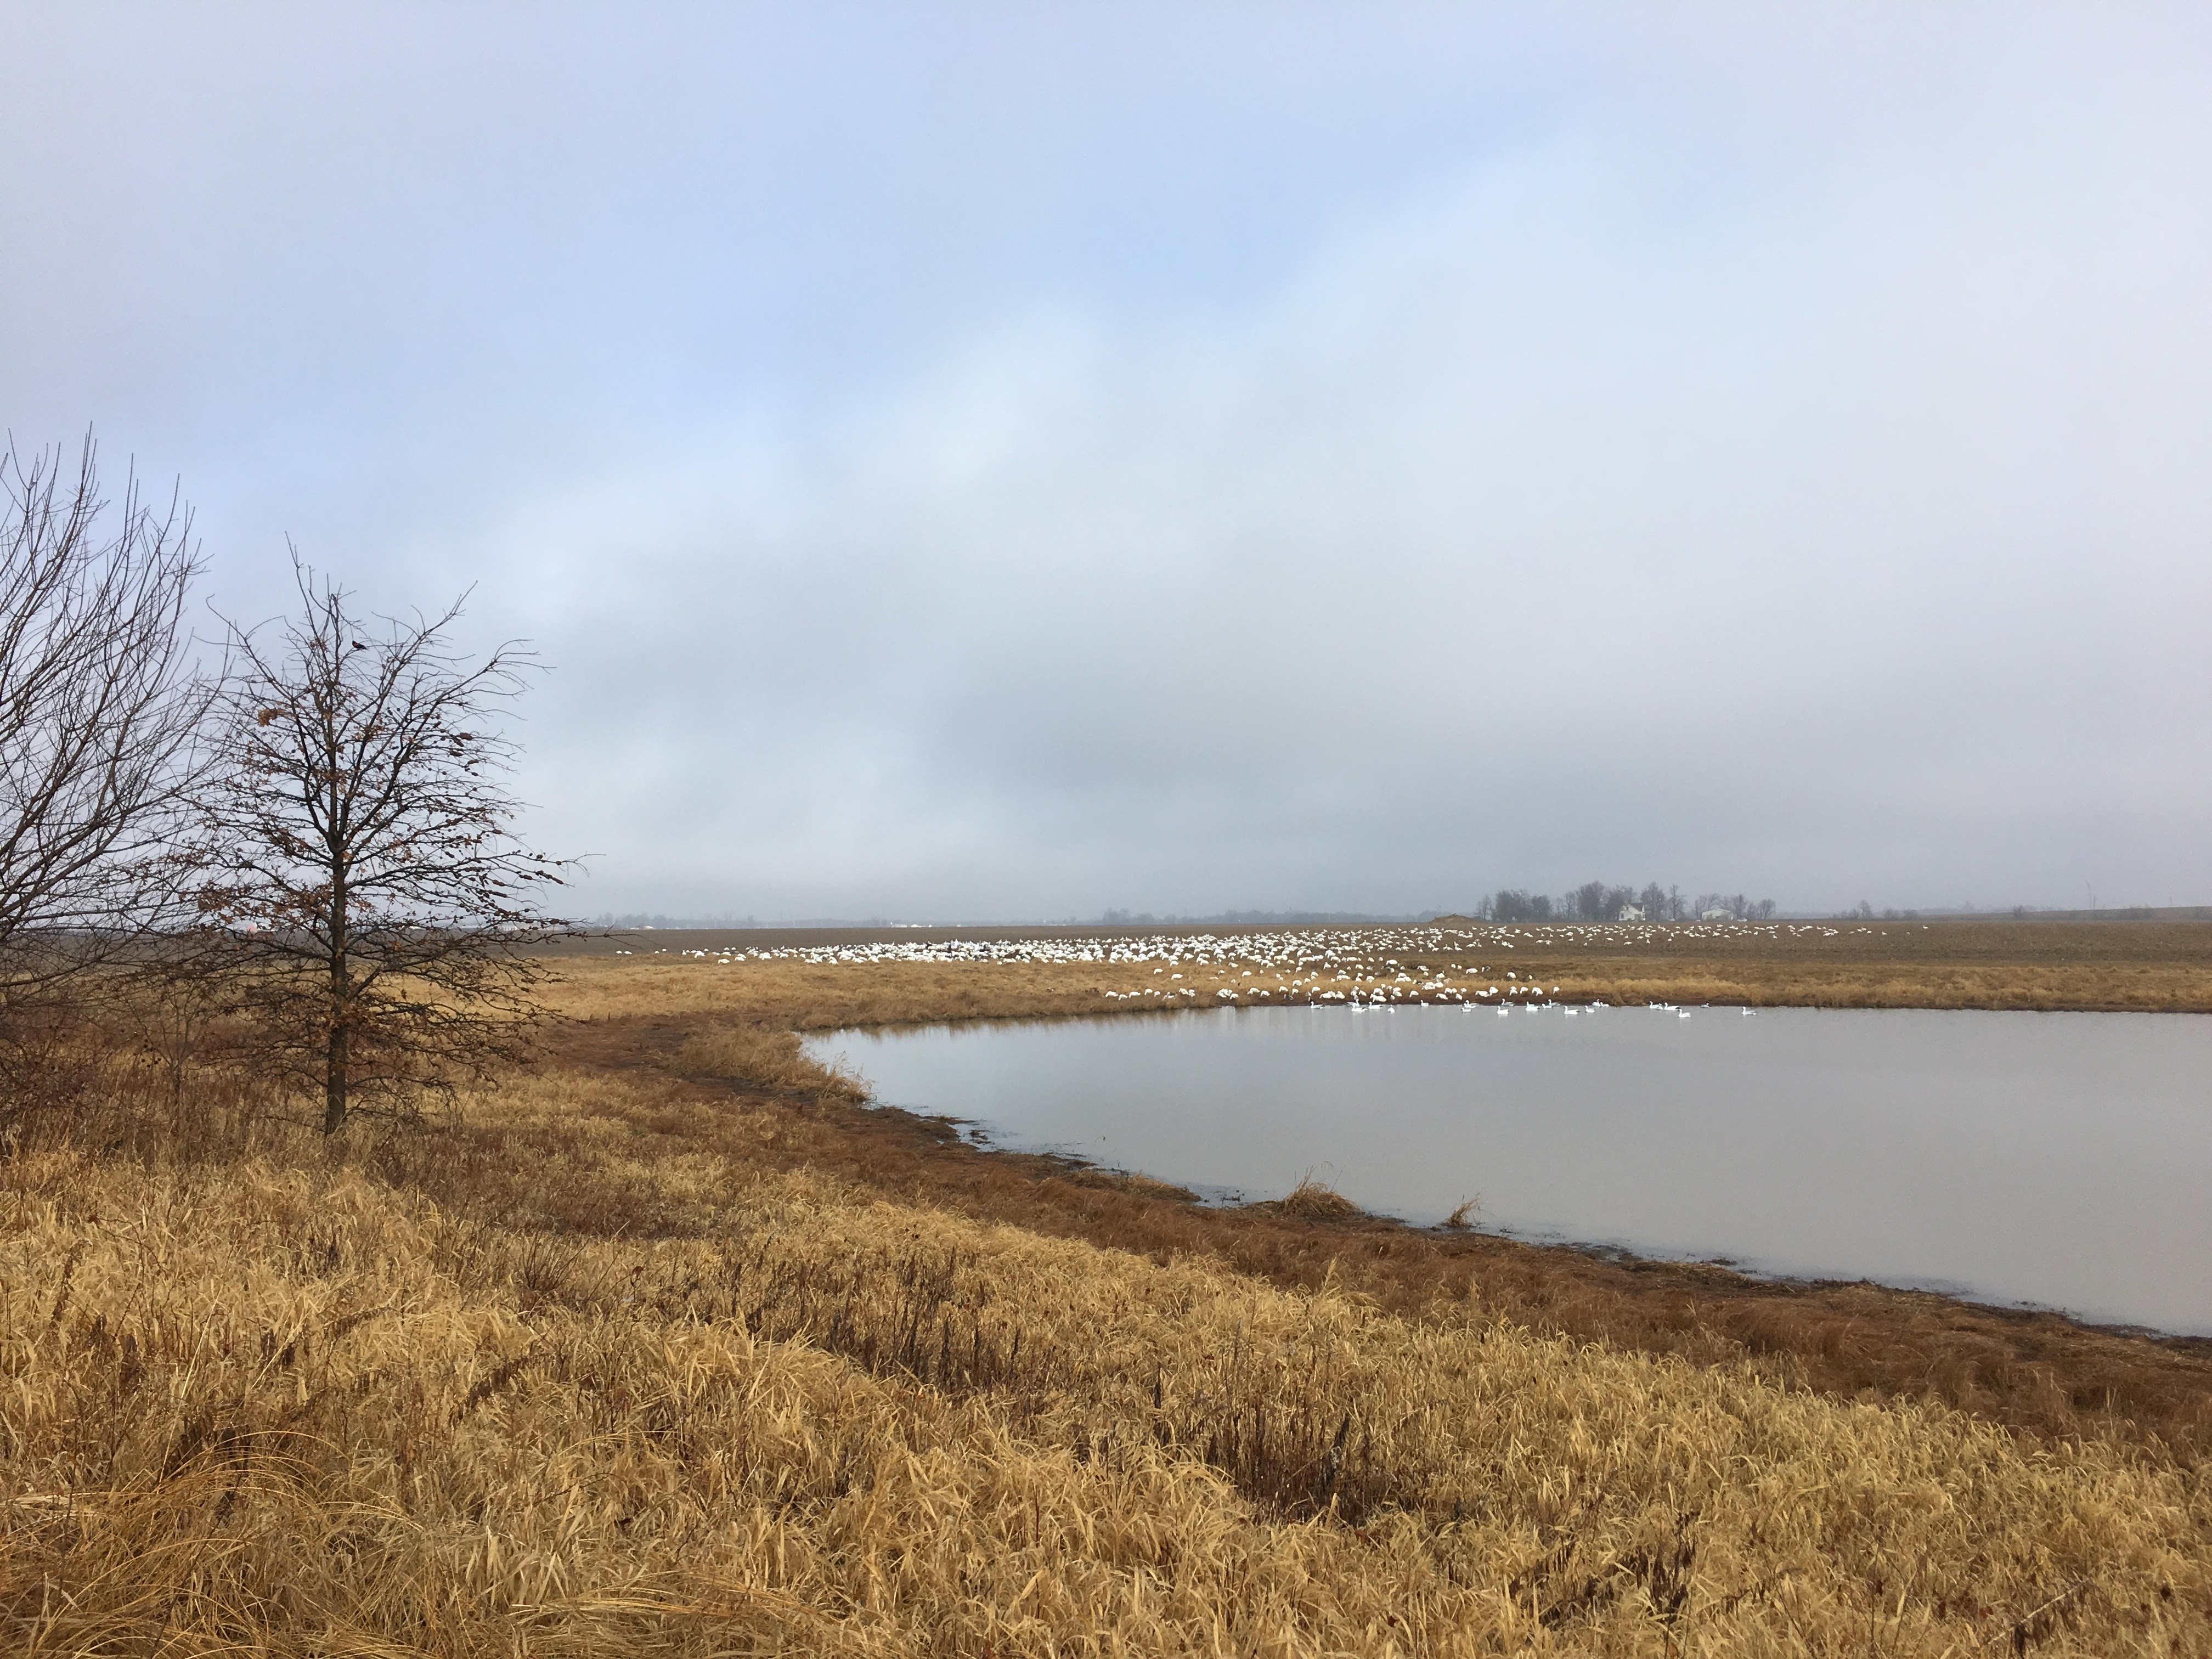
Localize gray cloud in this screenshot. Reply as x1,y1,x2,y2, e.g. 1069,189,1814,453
5,4,2208,917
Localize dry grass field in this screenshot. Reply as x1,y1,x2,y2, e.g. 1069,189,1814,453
5,921,2211,1654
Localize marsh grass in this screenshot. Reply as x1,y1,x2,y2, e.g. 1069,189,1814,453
1269,1173,1362,1224
4,1077,2209,1656
672,1023,866,1099
4,951,2211,1654
535,952,2212,1465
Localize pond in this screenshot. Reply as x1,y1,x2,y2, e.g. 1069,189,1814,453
808,1004,2212,1336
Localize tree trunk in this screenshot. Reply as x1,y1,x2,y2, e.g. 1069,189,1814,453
323,1015,348,1135
324,877,349,1135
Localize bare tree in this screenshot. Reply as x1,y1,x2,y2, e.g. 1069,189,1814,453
0,434,206,986
1488,889,1553,924
187,562,575,1134
1568,881,1638,923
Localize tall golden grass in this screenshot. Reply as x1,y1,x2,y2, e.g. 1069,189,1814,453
4,1048,2209,1655
536,972,2212,1461
7,935,2212,1655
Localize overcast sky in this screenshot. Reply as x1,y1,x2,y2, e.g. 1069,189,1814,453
5,3,2208,919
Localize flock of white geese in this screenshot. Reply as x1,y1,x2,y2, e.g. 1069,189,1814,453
617,919,1881,1014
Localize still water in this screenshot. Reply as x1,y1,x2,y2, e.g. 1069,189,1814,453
808,1005,2212,1335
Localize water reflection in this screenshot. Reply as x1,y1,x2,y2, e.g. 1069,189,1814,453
808,1005,2212,1335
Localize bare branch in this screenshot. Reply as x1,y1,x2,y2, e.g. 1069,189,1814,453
0,432,209,995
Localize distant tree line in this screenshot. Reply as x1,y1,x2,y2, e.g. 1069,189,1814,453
1098,908,1426,928
1472,883,1777,924
592,912,761,929
1091,890,1792,930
